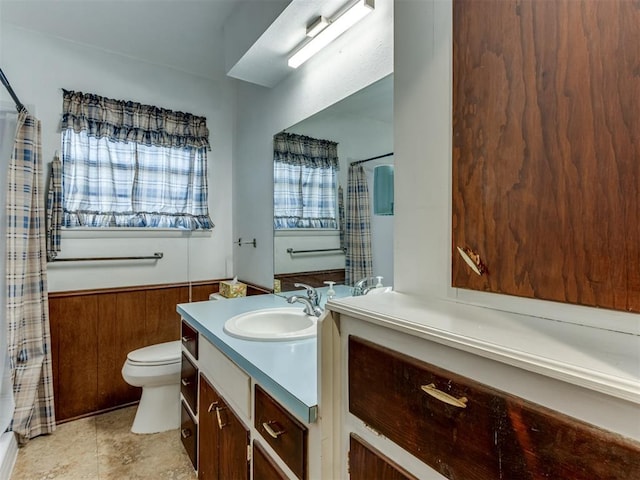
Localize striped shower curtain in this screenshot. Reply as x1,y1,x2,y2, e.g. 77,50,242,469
6,110,56,443
345,164,373,285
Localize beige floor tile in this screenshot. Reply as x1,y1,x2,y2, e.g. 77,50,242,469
95,407,196,480
11,416,99,479
11,406,196,480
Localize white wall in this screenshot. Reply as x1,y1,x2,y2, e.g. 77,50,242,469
234,0,394,289
0,24,236,292
394,0,639,334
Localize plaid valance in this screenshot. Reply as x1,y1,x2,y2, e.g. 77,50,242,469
61,89,210,150
273,132,339,169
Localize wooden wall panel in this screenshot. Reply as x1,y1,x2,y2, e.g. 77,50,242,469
97,291,147,410
145,286,188,344
452,0,640,312
49,295,99,420
49,279,266,422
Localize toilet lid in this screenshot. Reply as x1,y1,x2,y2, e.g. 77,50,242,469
127,340,181,365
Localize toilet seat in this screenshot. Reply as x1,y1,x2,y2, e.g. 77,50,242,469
126,340,181,366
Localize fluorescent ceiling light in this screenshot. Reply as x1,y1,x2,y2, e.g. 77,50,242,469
306,16,330,37
288,0,374,69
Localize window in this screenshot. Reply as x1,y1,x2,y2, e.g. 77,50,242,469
273,132,339,229
60,90,213,230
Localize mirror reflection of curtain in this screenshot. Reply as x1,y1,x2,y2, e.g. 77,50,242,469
273,132,339,229
345,164,373,285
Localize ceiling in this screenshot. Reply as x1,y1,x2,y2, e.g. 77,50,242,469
1,0,247,80
1,0,359,86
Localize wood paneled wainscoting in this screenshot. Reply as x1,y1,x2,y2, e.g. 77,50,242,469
49,280,270,423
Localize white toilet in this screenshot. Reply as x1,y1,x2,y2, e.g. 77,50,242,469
121,340,181,434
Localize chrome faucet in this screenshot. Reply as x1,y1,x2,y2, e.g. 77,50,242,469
287,282,323,317
287,295,323,317
352,277,373,296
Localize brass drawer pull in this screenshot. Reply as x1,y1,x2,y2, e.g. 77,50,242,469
456,246,486,276
262,421,285,439
207,401,218,413
181,428,192,439
215,406,227,429
181,378,191,387
421,383,468,408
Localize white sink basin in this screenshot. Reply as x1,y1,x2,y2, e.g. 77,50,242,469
223,307,317,341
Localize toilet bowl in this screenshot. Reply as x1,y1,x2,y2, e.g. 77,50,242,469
121,340,181,434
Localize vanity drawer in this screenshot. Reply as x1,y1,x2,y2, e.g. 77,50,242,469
181,320,198,359
253,441,288,480
255,385,307,480
180,400,198,470
349,434,417,480
349,336,640,480
181,352,198,414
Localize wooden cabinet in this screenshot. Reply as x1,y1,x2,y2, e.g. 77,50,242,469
254,385,307,480
181,353,198,415
452,0,640,312
253,441,288,480
181,320,199,359
181,401,198,470
349,435,417,480
348,335,640,480
199,374,250,480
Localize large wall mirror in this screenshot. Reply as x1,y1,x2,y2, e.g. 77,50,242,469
273,74,394,292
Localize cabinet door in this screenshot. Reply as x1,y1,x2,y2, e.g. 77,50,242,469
218,395,250,480
452,0,640,312
253,441,288,480
199,374,249,480
349,435,417,480
199,374,220,480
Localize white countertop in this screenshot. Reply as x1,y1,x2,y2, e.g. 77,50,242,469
327,291,640,404
177,286,352,423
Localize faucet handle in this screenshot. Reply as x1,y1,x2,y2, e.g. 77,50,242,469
294,282,315,296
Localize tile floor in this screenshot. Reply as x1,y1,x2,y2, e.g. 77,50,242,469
11,406,197,479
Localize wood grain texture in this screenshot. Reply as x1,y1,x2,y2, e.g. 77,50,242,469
255,385,307,480
349,434,418,480
253,441,288,480
49,280,265,421
349,336,640,480
97,291,146,410
49,295,99,420
274,269,345,293
452,0,640,311
145,286,188,344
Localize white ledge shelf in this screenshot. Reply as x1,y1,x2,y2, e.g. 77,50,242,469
327,292,640,405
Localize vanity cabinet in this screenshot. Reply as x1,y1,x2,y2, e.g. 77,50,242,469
199,374,250,480
253,441,288,480
255,385,308,480
452,0,640,312
346,334,640,480
180,319,200,470
179,315,314,480
348,435,416,480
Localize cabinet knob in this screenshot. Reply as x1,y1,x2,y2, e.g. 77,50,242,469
181,378,191,387
262,421,285,439
181,428,192,439
181,335,193,343
421,383,468,408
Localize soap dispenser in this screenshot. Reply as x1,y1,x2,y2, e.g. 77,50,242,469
375,276,384,288
324,281,336,300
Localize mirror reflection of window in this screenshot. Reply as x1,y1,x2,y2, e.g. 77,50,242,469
273,132,339,229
